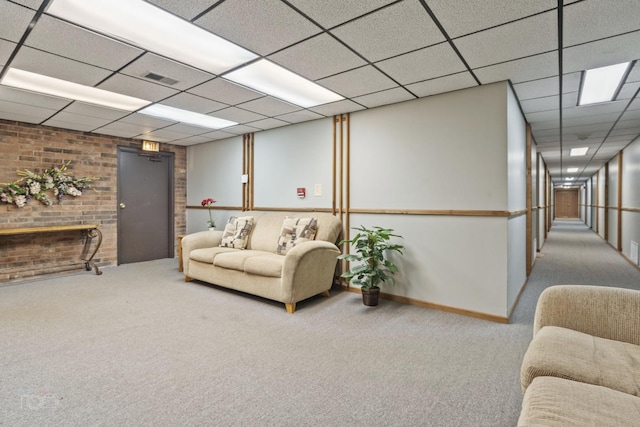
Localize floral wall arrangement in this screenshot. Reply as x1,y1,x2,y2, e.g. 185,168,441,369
0,161,100,208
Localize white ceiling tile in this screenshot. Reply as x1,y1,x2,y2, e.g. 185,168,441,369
0,40,16,67
120,53,214,90
286,0,398,29
268,33,366,80
172,135,217,146
120,113,175,128
11,0,43,9
0,86,69,109
247,118,289,130
11,46,113,85
62,102,130,121
309,99,365,116
429,0,556,38
404,72,478,98
195,0,321,56
455,11,557,69
376,43,466,85
161,93,226,114
145,0,212,20
188,78,263,105
238,97,301,116
616,81,640,101
563,101,628,119
140,127,193,142
198,130,237,141
627,62,640,82
275,110,324,123
316,66,397,98
331,1,445,62
222,124,261,135
93,122,148,138
211,107,266,123
531,118,560,131
526,110,558,124
26,16,143,71
0,1,35,42
45,111,113,128
0,99,58,124
513,73,581,100
98,74,179,102
160,123,211,136
42,118,97,132
564,0,640,47
474,51,558,84
352,87,415,108
521,96,559,113
563,31,640,74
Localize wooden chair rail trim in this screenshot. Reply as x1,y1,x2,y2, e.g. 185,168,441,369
0,224,99,235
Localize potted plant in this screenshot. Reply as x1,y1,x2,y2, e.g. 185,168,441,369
201,197,216,230
338,225,404,306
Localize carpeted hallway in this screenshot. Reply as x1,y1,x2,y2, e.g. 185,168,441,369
1,220,638,426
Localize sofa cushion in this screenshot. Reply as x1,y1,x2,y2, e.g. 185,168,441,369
213,250,266,272
521,325,640,396
189,247,238,264
244,253,284,278
518,376,640,427
220,216,254,249
276,216,317,255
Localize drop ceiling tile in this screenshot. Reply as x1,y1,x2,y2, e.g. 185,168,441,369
160,93,227,114
93,122,149,138
222,124,261,135
62,102,130,121
0,99,58,124
531,118,560,131
454,11,556,69
120,53,215,90
172,135,216,146
0,40,16,67
275,110,324,123
352,87,415,108
140,127,193,142
98,74,179,102
627,63,640,82
563,31,640,74
11,47,113,86
526,110,559,124
521,96,560,114
309,99,365,116
145,0,212,20
616,81,640,100
428,0,556,38
564,0,640,47
474,51,557,84
247,118,289,130
513,73,581,100
188,78,263,105
404,72,478,98
268,33,366,80
135,132,172,143
44,111,113,128
211,107,266,123
11,0,43,9
0,1,35,42
0,86,69,110
26,16,143,71
160,123,211,136
42,118,98,132
120,112,175,128
195,0,321,56
316,66,397,98
198,130,237,141
238,97,301,117
376,43,466,85
330,1,444,62
286,0,398,29
563,113,621,129
563,101,628,119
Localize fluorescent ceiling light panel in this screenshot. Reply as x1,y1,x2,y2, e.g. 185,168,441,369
139,104,237,129
567,167,579,173
570,147,589,156
0,68,150,111
578,62,630,105
224,59,344,108
46,0,257,74
565,177,575,181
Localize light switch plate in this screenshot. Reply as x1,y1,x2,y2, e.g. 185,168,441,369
314,184,322,196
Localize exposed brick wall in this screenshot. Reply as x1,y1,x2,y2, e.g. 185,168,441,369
0,119,186,282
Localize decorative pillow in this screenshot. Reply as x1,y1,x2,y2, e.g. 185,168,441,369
219,216,254,249
276,217,317,255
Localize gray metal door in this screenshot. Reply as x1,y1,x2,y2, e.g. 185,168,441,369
117,147,174,264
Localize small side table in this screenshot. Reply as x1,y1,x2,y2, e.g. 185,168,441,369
177,234,186,272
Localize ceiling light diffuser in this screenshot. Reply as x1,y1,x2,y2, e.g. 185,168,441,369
46,0,257,75
224,59,344,108
578,62,630,106
0,68,150,111
565,177,575,181
139,104,237,129
570,147,589,156
567,167,579,173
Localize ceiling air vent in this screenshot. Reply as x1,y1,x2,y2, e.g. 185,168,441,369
142,72,179,86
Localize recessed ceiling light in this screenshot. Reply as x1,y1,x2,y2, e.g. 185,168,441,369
565,177,575,181
578,62,630,106
567,167,579,173
570,147,589,156
224,59,344,108
46,0,257,75
139,104,237,129
0,68,150,111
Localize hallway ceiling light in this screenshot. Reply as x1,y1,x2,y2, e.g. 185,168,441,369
224,59,344,108
578,62,630,106
567,167,579,173
565,177,575,180
139,104,237,129
46,0,257,75
570,147,589,156
0,68,151,111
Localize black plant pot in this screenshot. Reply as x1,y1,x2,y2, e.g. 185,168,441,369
362,287,380,306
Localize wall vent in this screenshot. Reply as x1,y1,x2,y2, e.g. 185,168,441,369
142,72,179,86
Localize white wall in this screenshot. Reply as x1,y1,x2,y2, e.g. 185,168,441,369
607,156,619,248
537,154,547,250
597,169,606,237
621,137,640,264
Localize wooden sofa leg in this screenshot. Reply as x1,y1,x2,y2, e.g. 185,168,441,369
322,290,330,297
185,276,192,282
285,303,296,314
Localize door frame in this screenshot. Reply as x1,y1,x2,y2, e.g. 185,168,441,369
117,146,175,265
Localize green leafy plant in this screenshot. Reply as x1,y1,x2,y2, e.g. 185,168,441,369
338,225,404,290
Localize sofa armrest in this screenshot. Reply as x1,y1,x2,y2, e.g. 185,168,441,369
280,241,340,303
533,285,640,345
181,231,223,276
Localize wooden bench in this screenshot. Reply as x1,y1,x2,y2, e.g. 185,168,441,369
0,224,103,275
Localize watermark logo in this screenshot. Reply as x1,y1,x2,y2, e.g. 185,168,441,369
21,389,60,410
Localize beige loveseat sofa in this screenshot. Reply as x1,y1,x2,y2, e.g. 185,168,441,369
181,211,342,314
518,285,640,426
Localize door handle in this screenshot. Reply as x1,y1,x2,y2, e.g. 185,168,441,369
119,202,126,209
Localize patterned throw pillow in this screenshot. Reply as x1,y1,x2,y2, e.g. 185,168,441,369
219,216,254,249
276,217,317,255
